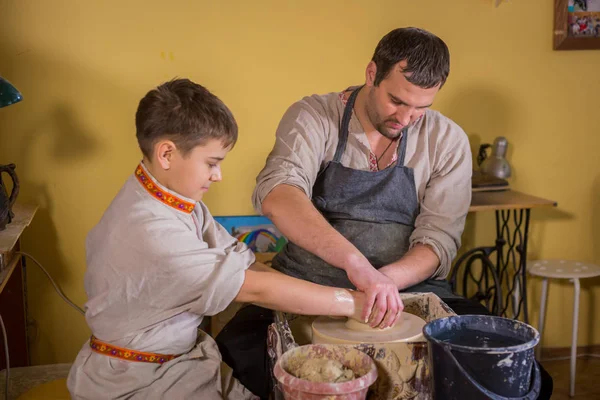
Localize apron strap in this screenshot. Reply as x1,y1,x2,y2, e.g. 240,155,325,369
334,86,410,168
397,127,409,167
333,86,362,163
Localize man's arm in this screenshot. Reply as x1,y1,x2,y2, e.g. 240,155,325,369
262,184,403,328
253,98,402,329
262,184,364,275
380,121,472,288
377,244,439,290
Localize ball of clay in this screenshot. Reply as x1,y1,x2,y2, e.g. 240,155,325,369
345,318,392,332
293,358,355,383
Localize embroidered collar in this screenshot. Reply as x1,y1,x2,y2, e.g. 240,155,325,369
134,163,195,214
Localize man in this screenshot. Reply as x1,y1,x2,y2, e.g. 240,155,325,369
217,27,552,399
253,27,467,327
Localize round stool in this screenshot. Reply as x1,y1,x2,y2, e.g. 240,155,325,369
529,259,600,397
17,378,70,399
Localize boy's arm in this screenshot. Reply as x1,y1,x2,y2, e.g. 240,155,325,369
235,262,367,321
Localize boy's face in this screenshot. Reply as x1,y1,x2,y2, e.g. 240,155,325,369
166,139,231,201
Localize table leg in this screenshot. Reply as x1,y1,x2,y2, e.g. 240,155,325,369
521,209,531,323
494,208,531,322
536,278,548,360
450,207,533,321
570,278,580,397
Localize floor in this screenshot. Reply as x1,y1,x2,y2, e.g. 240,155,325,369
544,357,600,399
1,356,599,399
0,363,71,399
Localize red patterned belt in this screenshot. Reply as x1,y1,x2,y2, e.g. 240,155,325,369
89,335,181,364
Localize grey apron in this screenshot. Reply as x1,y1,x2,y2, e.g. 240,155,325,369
271,86,456,298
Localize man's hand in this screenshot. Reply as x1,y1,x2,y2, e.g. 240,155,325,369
346,264,403,329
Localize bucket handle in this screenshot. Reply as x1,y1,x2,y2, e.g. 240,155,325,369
441,345,541,400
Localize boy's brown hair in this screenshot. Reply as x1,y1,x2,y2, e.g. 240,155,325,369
135,78,238,159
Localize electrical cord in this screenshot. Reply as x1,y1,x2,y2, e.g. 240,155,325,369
16,252,85,316
0,314,9,400
0,252,85,400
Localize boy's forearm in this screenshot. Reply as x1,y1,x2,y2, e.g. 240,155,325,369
235,265,364,318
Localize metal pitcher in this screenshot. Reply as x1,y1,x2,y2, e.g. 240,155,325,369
0,163,20,231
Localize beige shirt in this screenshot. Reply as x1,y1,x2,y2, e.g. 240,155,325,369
68,162,257,399
253,88,472,279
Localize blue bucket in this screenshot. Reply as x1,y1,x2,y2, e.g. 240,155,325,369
423,315,541,399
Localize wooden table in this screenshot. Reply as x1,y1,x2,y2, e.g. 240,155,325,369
470,190,557,212
450,190,557,323
0,204,38,370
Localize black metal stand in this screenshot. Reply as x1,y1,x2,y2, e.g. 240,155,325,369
450,208,531,323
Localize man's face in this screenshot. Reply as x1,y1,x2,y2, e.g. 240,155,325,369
364,61,440,139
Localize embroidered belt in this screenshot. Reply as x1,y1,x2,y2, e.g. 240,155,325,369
89,335,181,364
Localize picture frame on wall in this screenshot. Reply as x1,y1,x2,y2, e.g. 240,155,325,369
554,0,600,49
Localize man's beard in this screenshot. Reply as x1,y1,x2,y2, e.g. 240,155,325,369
367,105,405,139
366,91,406,140
374,120,404,140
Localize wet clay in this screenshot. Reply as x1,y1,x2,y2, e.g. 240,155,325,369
345,318,392,332
312,312,426,344
290,358,355,383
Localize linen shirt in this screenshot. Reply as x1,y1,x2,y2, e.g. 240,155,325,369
253,88,472,278
68,162,257,399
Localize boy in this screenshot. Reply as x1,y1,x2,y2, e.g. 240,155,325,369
67,79,367,399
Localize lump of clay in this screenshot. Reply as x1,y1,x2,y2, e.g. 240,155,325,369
291,358,355,383
345,318,392,332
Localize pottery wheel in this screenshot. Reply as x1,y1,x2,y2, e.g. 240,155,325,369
312,313,426,344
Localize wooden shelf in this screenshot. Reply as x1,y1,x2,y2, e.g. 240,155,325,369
0,203,38,254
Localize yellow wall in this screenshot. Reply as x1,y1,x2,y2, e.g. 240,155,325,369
1,1,599,364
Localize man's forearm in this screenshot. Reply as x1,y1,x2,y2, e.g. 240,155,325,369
261,184,369,271
378,244,440,290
